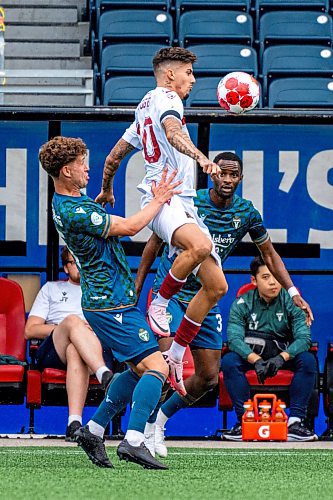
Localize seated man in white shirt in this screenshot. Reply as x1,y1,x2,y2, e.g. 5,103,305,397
25,246,113,441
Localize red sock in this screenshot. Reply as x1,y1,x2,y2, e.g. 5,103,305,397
174,315,201,347
159,270,186,300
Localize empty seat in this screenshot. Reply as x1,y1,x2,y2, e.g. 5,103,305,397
190,44,258,77
93,0,171,32
103,76,156,105
98,10,173,57
100,43,167,87
255,0,329,30
268,77,333,107
186,77,221,106
178,10,253,47
175,1,250,26
262,45,333,99
259,11,333,57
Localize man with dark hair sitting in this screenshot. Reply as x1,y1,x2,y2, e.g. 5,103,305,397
25,246,113,441
221,256,318,442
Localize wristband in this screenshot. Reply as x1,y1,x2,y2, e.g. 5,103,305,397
288,286,299,298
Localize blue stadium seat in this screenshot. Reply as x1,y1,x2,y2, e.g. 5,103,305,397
190,44,258,77
103,76,156,105
262,45,333,103
268,77,333,107
255,0,329,30
259,11,333,58
99,43,166,90
175,1,250,27
98,10,173,58
178,10,253,47
185,77,222,107
92,0,171,31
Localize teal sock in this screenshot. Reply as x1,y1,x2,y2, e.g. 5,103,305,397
92,369,139,428
161,391,188,418
147,401,162,424
128,370,166,433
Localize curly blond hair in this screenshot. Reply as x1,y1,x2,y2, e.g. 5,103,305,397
39,136,87,178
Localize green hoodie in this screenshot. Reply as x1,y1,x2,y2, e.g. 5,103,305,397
227,288,311,360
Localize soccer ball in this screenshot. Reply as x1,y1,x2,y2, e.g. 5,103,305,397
217,72,260,114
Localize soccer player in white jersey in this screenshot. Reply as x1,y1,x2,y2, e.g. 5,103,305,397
97,47,228,395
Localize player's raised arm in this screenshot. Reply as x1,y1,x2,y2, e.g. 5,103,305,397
96,138,135,208
107,169,182,237
162,117,218,175
258,238,314,326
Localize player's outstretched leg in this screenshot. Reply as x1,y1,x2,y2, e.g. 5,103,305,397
74,425,113,468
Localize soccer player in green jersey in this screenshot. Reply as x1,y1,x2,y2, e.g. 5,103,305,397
39,136,181,470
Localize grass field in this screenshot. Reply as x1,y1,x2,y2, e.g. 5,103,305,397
0,446,332,500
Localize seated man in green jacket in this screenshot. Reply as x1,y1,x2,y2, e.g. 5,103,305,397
221,256,318,442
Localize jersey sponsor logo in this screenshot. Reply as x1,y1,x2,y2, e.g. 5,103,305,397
75,206,86,214
258,425,270,438
138,328,149,342
113,313,123,324
276,312,284,322
212,233,236,251
232,216,241,229
91,212,103,226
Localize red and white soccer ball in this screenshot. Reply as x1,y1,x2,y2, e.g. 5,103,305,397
217,72,260,114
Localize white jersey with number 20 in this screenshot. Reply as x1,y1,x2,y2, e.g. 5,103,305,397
122,86,196,198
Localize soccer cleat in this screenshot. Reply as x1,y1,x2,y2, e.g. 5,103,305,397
287,421,318,442
144,422,156,457
74,425,113,468
155,424,168,458
101,370,114,392
117,439,168,470
223,422,242,441
147,304,170,337
65,420,82,442
163,350,187,396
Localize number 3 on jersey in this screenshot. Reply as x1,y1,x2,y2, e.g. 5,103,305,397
141,117,161,163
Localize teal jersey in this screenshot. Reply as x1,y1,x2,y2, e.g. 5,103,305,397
153,190,269,303
227,288,311,360
52,192,137,311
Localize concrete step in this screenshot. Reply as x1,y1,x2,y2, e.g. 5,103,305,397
4,57,92,69
5,22,89,42
3,93,89,106
5,7,78,24
1,0,85,7
5,41,80,58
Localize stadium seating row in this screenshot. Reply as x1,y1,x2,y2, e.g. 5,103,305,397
90,2,333,106
1,276,333,438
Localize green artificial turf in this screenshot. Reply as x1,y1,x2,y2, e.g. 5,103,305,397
0,447,332,500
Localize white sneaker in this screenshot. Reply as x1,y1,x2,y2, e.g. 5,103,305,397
155,424,167,458
163,351,187,396
144,422,156,457
147,304,170,337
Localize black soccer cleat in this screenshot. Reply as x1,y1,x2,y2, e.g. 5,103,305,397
117,439,168,470
101,370,114,392
222,422,242,441
287,421,318,441
65,420,82,442
74,425,114,468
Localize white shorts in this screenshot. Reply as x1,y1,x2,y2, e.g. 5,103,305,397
141,193,221,272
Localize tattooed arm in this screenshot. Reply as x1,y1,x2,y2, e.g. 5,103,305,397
162,117,218,175
95,138,135,208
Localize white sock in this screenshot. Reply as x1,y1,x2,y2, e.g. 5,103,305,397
156,409,169,428
169,340,186,362
125,429,144,447
144,422,156,436
151,292,169,308
288,417,301,427
95,366,110,384
87,419,105,438
68,415,82,426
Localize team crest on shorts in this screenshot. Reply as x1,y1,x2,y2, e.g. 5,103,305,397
139,328,150,342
